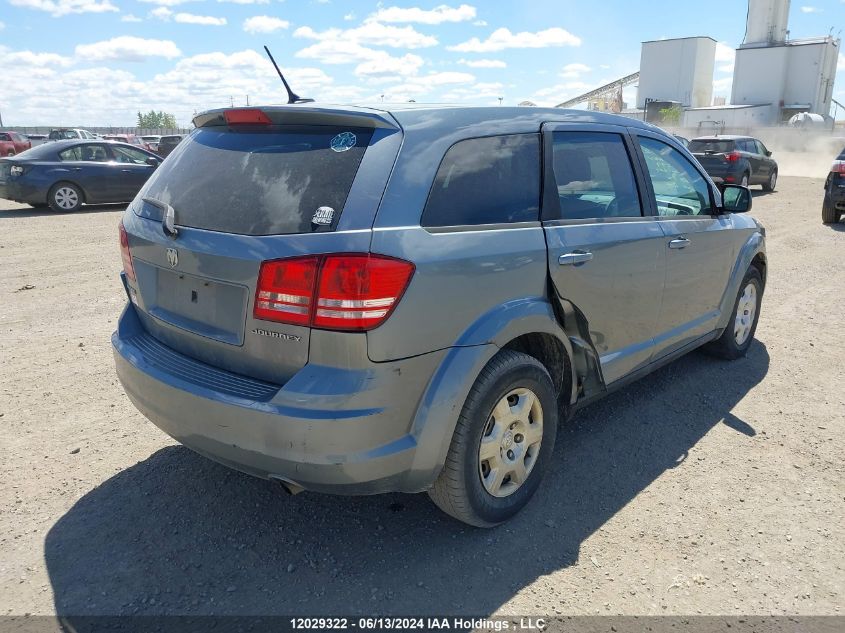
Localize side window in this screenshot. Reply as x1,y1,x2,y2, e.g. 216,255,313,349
79,144,110,162
639,137,713,217
755,140,769,156
422,134,540,227
112,145,149,164
550,131,642,220
0,133,10,141
58,146,83,161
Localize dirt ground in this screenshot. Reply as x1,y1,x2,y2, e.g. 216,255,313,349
0,176,843,619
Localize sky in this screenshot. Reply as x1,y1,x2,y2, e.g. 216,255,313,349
0,0,843,127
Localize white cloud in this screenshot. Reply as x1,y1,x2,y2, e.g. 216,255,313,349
175,12,226,25
448,27,581,52
472,20,486,26
800,6,822,12
75,36,182,62
151,7,172,18
121,13,142,22
343,12,355,21
560,62,590,79
355,52,426,77
715,42,735,73
218,0,269,4
9,0,117,17
243,15,290,33
294,38,425,78
294,22,437,48
0,21,5,30
838,53,845,71
6,50,74,67
138,0,196,5
366,4,476,24
458,58,506,68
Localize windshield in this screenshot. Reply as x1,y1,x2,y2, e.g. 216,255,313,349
136,126,373,236
688,139,735,154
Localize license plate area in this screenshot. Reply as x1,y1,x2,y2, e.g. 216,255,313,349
147,266,248,346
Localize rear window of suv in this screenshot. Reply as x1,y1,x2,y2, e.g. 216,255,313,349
135,126,373,235
688,139,735,154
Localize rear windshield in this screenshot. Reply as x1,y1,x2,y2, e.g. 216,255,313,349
136,126,373,235
688,139,735,154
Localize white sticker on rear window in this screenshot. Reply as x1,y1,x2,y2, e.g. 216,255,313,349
312,206,334,225
330,132,357,153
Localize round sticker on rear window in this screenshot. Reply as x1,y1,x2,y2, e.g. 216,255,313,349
330,132,357,153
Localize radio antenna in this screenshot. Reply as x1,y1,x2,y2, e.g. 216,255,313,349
264,45,314,104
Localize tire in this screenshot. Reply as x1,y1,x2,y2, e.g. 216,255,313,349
762,169,777,192
822,195,839,224
427,349,558,527
705,266,763,360
6,150,14,157
48,182,83,212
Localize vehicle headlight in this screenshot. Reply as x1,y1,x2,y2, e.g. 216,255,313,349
10,166,24,177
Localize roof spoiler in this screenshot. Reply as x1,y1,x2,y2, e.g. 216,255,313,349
192,106,399,130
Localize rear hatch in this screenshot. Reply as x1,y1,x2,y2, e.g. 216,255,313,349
689,138,737,173
121,106,399,384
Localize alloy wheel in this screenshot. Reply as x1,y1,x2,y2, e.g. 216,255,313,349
478,388,543,498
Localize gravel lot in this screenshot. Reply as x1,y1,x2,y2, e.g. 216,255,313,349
0,176,843,618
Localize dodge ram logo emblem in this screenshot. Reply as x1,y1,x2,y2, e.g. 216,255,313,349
166,248,178,268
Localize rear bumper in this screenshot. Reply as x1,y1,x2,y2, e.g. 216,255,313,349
113,303,450,495
701,164,745,185
0,180,45,204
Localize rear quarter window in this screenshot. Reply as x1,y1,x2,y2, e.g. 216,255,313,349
422,134,540,227
136,126,373,236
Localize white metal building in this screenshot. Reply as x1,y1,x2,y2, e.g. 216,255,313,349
636,37,716,109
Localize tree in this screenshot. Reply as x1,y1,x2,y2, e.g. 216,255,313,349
136,110,178,129
658,105,683,126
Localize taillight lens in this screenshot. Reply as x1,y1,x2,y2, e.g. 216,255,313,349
832,160,845,176
119,222,135,282
254,256,318,325
224,109,272,125
254,254,414,331
725,151,741,163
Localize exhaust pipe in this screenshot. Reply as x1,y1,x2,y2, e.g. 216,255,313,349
271,475,305,496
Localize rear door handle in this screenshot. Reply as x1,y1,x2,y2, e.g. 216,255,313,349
121,169,131,173
668,237,691,249
558,251,593,266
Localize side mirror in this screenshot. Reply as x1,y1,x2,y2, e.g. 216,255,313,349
765,150,772,157
146,156,160,167
722,184,752,213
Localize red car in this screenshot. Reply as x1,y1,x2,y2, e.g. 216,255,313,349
0,131,32,156
102,134,154,153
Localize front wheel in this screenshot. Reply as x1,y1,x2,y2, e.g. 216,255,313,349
762,169,777,192
48,182,83,212
704,266,763,360
427,350,558,527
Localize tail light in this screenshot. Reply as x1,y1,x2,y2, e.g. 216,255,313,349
832,160,845,176
119,222,135,282
225,109,272,125
725,151,742,163
254,254,414,332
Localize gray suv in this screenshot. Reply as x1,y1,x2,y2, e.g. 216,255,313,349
113,105,766,527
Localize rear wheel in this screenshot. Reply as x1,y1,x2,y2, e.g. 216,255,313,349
428,350,558,527
822,195,840,224
763,169,777,192
705,266,763,360
48,182,83,212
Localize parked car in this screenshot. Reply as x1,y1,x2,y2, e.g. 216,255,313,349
48,128,97,141
113,106,765,527
141,135,161,152
156,134,185,157
24,134,49,147
822,146,845,224
688,135,778,191
0,131,32,156
0,139,161,211
102,134,154,152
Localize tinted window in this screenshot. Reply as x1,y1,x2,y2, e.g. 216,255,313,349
639,137,712,216
422,134,540,227
78,144,110,162
755,140,769,155
549,131,642,220
58,146,83,161
137,126,373,236
112,145,149,164
688,139,735,154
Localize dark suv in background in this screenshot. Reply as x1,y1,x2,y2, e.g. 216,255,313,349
113,105,765,527
822,146,845,224
689,135,778,191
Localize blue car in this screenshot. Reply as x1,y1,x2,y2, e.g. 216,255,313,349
0,139,162,211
